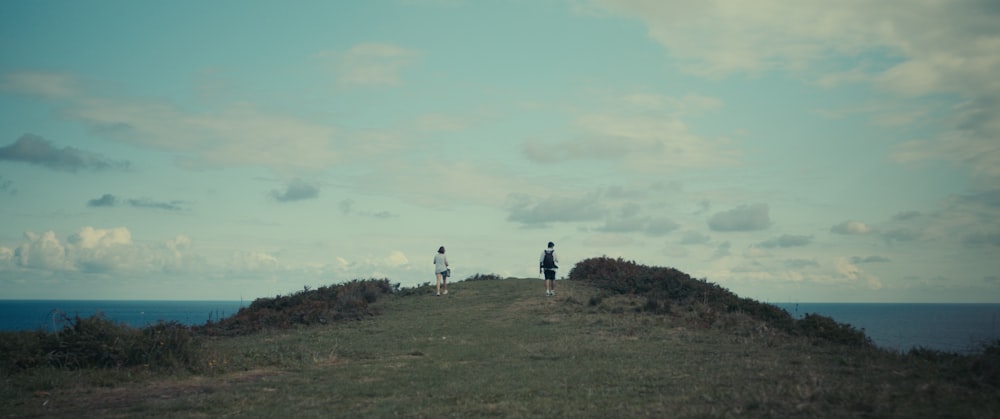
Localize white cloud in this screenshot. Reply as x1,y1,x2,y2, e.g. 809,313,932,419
835,257,862,279
65,99,340,172
830,220,873,235
366,159,542,208
324,251,420,283
15,231,74,271
595,0,1000,184
881,228,921,244
756,234,813,248
0,72,81,99
333,43,421,87
4,73,346,174
892,129,1000,180
335,257,350,268
621,93,723,115
592,0,876,77
505,192,606,226
523,93,737,172
228,251,280,272
597,207,680,236
593,0,998,86
67,226,132,249
581,233,635,248
7,227,201,275
386,250,409,267
835,257,882,289
679,231,710,245
708,204,771,232
412,113,469,132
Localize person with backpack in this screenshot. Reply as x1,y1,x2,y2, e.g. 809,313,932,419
539,241,559,296
433,246,449,296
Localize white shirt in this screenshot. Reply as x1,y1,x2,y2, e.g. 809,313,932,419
433,253,448,273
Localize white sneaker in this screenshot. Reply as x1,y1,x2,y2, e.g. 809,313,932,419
444,290,448,295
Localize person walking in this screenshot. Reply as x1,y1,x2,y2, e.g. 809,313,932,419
433,246,449,296
539,241,559,296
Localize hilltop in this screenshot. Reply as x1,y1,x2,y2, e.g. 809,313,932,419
2,258,999,417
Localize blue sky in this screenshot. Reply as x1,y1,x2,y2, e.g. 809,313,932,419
1,0,998,302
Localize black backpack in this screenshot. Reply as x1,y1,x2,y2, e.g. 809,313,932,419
542,249,557,269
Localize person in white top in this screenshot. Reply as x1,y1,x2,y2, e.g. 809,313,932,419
433,246,449,296
539,241,559,296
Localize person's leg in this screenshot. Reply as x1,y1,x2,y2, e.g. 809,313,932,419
442,274,448,294
436,273,442,295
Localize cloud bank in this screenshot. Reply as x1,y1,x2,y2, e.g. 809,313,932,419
0,134,130,172
708,204,771,232
7,227,191,274
87,194,186,211
271,179,319,202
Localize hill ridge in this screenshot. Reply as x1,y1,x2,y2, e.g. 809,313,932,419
3,263,999,416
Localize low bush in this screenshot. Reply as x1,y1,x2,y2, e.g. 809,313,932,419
195,278,396,336
0,314,197,372
462,273,504,282
1,279,400,373
969,339,1000,386
795,313,871,347
569,256,872,348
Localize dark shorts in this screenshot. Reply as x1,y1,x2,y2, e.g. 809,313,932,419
543,269,556,280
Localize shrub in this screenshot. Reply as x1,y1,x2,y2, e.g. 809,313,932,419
463,273,504,282
970,339,1000,386
140,321,196,369
195,278,396,336
568,257,872,347
794,313,872,347
0,330,48,372
396,282,434,297
0,313,198,372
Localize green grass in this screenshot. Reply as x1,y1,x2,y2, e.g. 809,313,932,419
3,278,999,417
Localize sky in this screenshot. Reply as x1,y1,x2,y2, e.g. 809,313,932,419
1,1,998,303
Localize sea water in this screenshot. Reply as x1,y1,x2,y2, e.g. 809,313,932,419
0,300,245,332
775,303,1000,354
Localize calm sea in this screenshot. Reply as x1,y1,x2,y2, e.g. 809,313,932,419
0,300,245,332
774,303,1000,354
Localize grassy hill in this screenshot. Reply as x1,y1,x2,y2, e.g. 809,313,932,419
2,259,999,417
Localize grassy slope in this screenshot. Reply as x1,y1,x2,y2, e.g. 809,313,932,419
4,278,1000,417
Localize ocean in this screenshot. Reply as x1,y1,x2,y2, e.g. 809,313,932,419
0,300,246,332
1,300,998,354
774,303,1000,354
